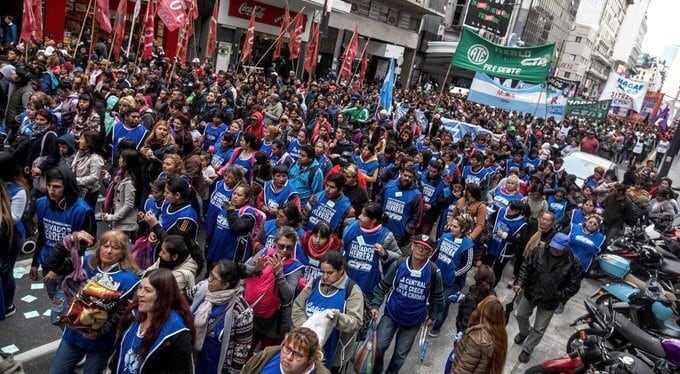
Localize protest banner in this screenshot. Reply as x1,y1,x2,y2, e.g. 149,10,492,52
565,99,612,121
598,72,649,112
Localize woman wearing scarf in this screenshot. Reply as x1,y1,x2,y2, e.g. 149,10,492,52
71,92,101,140
25,109,60,195
190,260,253,374
298,222,342,283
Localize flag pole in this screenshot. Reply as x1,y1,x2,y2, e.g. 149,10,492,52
134,1,151,67
89,0,97,58
245,6,306,81
107,32,116,60
126,0,141,58
351,37,370,86
72,0,94,56
434,63,452,111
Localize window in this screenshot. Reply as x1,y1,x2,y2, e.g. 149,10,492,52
564,72,571,78
575,36,582,43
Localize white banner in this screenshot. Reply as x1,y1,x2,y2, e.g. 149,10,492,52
598,72,648,113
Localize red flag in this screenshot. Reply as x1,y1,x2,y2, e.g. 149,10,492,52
95,0,113,33
288,16,304,60
273,7,289,60
359,52,368,85
303,22,319,75
157,0,186,32
240,10,256,64
185,0,198,20
32,0,43,41
20,0,36,43
112,0,128,60
141,0,157,60
206,0,218,56
339,26,358,82
176,22,191,62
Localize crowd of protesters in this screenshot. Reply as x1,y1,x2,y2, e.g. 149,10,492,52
0,29,677,374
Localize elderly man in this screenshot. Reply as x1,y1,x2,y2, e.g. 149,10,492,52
263,94,283,126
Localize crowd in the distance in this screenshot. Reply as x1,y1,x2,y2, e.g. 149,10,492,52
0,24,677,374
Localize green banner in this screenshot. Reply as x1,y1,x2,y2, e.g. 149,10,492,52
451,28,555,83
565,99,612,120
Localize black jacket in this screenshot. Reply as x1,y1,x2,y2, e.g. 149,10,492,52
517,246,582,310
109,329,193,374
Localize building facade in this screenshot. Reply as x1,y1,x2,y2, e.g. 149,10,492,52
511,0,578,48
612,0,650,73
554,23,596,95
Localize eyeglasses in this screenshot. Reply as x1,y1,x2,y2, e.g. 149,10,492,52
207,273,224,283
276,243,295,251
281,345,307,361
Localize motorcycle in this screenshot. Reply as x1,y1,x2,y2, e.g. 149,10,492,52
568,298,680,373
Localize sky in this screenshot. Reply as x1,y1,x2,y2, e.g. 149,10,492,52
642,0,680,57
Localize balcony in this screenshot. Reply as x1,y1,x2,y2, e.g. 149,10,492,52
592,50,610,65
377,0,446,17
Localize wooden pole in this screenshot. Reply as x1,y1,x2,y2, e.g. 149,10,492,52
89,0,97,59
107,32,116,60
134,1,151,67
433,63,452,111
72,0,94,56
244,7,306,81
351,37,370,86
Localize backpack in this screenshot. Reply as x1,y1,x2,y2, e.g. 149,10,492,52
238,205,266,256
244,248,301,318
47,72,59,91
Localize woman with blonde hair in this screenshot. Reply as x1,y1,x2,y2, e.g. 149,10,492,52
243,326,330,374
159,153,184,181
450,295,508,374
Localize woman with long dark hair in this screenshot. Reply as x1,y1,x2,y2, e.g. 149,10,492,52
103,149,145,239
71,92,101,139
109,268,196,373
71,130,105,210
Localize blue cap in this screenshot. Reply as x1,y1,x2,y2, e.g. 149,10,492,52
549,233,570,251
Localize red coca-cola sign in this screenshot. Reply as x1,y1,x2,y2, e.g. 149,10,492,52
228,0,307,31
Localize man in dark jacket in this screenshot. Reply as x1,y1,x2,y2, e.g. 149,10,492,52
513,232,582,363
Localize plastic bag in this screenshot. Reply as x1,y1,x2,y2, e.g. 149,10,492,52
353,319,377,374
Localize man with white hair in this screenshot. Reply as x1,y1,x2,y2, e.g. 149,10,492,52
376,108,393,130
263,94,283,126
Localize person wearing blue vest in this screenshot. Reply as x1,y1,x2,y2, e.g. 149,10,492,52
255,202,305,253
109,268,195,373
298,222,343,283
436,183,464,238
547,187,568,224
287,129,309,162
355,144,379,187
489,175,524,212
30,166,95,299
203,112,227,152
370,235,444,374
303,173,355,236
485,200,529,285
505,150,525,175
142,176,199,261
206,183,258,266
49,230,140,373
430,214,476,337
205,165,243,241
419,158,447,235
257,164,301,220
462,152,490,186
566,215,606,273
142,179,165,218
560,198,597,230
0,151,28,317
289,145,324,206
211,132,236,171
270,139,296,168
242,326,330,373
524,148,542,170
381,168,423,255
110,108,148,163
292,251,364,371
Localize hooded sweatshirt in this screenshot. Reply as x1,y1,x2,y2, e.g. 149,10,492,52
58,133,76,168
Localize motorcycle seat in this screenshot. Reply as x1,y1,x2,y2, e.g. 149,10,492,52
614,312,667,358
660,259,680,276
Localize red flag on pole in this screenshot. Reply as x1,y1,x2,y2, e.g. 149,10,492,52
303,21,319,75
157,0,186,32
206,0,218,56
288,15,304,60
273,7,289,60
176,22,191,62
141,0,157,60
32,0,43,41
240,9,256,64
20,0,36,43
185,0,198,20
112,0,128,60
359,52,368,85
339,26,358,82
95,0,113,33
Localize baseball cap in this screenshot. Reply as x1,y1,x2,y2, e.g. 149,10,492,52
549,233,570,251
413,235,435,251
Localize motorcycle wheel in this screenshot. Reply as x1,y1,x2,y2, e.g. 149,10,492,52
585,261,608,279
565,328,608,353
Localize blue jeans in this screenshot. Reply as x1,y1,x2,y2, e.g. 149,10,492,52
49,339,113,374
433,280,464,331
374,314,421,374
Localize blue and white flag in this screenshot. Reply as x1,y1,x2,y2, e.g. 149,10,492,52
380,59,396,115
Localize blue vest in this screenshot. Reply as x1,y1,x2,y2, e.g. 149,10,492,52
116,310,190,374
112,122,148,161
462,166,489,186
436,234,475,286
263,220,305,252
63,255,140,350
158,201,198,235
207,207,257,263
195,302,229,373
305,277,350,369
295,246,324,284
570,208,588,226
342,221,390,293
355,157,379,178
306,192,352,232
437,189,458,238
506,159,523,174
547,195,568,223
203,124,227,151
524,156,541,169
569,223,605,272
420,174,446,205
287,139,304,161
386,259,434,327
6,183,26,238
232,150,255,177
36,197,92,267
143,197,162,218
211,147,234,169
486,207,527,259
260,140,273,157
382,180,421,241
263,181,298,213
206,181,234,238
492,186,524,211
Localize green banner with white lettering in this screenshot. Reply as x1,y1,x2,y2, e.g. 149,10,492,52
451,28,555,83
565,99,612,121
